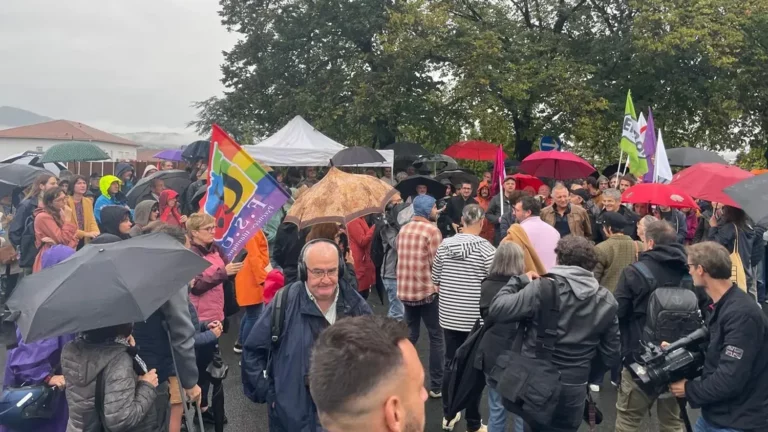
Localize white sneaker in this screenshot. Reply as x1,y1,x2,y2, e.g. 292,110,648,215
442,413,461,431
429,390,442,398
589,384,600,392
611,381,618,387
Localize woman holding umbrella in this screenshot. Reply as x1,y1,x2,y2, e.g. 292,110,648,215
66,176,99,249
32,188,78,273
707,205,755,295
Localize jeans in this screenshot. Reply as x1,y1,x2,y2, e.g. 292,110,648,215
486,377,526,432
694,417,743,432
404,300,444,393
237,304,264,345
443,329,482,430
382,278,404,320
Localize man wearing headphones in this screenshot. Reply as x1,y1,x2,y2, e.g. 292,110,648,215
242,238,373,432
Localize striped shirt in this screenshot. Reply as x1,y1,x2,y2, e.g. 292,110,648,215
432,234,495,332
396,219,442,303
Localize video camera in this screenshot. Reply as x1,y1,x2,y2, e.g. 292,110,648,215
628,327,709,396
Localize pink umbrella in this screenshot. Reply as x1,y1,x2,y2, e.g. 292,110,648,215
520,151,595,179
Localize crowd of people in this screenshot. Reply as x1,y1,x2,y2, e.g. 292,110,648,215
2,161,768,432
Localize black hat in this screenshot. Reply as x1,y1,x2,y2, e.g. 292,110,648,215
597,211,628,232
572,189,591,203
90,172,101,179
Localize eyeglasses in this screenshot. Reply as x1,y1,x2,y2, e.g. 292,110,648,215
308,268,338,279
198,226,215,233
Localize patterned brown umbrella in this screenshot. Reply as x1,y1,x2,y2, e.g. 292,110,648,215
285,167,397,229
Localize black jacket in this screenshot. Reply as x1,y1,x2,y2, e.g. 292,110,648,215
658,209,687,244
594,207,639,243
614,243,696,361
686,285,768,431
9,196,37,247
476,274,526,374
446,196,478,225
273,222,308,284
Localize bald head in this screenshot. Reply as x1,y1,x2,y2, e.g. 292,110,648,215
304,240,341,302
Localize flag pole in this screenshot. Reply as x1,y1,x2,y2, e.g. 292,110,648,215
499,175,504,217
615,151,624,184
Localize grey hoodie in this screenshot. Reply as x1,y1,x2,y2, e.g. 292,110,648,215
489,265,620,384
61,340,157,432
129,200,159,237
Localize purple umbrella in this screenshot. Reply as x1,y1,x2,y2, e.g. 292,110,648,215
153,149,184,161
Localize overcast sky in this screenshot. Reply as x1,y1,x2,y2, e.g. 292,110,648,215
0,0,237,135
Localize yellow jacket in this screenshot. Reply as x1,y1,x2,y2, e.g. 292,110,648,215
66,196,99,243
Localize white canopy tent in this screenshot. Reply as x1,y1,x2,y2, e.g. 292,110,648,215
244,115,393,169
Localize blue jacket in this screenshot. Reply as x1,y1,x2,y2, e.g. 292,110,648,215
242,280,372,432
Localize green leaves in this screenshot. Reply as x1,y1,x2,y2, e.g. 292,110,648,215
193,0,768,166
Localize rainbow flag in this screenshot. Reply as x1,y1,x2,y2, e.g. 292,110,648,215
202,125,290,260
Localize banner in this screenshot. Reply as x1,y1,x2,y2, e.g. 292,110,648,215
620,90,649,177
491,145,506,201
642,109,657,182
654,130,673,183
202,125,291,260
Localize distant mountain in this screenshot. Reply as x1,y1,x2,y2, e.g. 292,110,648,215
116,131,201,149
0,106,52,128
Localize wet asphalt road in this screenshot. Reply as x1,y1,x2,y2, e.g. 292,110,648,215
0,296,700,432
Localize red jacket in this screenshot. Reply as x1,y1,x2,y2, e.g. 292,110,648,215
347,217,376,291
263,269,286,304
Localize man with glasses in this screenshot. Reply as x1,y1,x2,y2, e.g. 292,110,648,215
242,240,372,432
445,182,477,236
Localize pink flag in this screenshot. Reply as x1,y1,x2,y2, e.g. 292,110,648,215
491,145,506,198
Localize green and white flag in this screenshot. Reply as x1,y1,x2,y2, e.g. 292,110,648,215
620,90,649,176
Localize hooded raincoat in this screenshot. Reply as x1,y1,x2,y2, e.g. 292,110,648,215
129,200,160,237
96,206,132,241
158,190,184,228
475,181,495,243
346,217,376,292
93,175,129,224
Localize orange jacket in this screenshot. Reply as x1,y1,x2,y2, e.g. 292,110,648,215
476,181,495,243
234,231,270,306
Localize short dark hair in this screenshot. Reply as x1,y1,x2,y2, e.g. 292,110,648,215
461,181,472,188
518,196,541,216
621,174,637,185
310,316,409,418
555,236,598,271
151,223,187,245
644,220,677,246
586,177,598,188
687,241,732,279
67,175,88,196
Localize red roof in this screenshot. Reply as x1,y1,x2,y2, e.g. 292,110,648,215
0,120,139,147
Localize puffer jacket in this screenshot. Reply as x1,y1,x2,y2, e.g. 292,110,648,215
189,242,228,322
61,340,157,432
489,265,620,384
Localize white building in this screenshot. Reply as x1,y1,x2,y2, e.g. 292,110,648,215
0,120,139,160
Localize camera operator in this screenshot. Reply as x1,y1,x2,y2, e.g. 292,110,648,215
614,220,695,432
669,241,768,432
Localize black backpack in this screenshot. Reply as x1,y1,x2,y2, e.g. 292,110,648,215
18,215,38,269
633,262,702,345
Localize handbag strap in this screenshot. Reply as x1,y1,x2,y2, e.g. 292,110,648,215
95,369,110,432
733,224,739,253
534,277,560,360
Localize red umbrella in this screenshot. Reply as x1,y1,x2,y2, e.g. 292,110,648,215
669,163,753,207
443,141,503,161
512,173,544,192
621,183,699,210
519,151,595,180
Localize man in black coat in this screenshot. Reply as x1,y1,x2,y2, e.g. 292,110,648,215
445,182,477,235
670,241,768,432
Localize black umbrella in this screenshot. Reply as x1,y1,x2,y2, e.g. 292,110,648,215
7,233,211,343
724,173,768,223
666,147,727,167
434,169,480,190
125,170,192,207
413,155,458,172
602,163,621,178
0,163,53,188
383,142,430,160
182,140,210,162
0,151,67,176
395,175,445,199
331,147,385,166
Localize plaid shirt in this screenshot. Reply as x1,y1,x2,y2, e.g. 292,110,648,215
396,218,442,303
